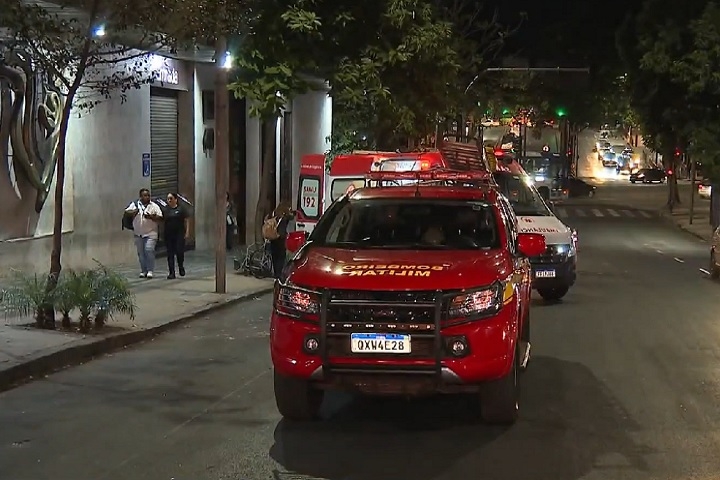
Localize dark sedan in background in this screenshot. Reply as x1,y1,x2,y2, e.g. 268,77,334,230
629,168,666,184
562,177,597,197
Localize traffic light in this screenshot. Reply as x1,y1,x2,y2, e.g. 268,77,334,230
556,108,566,117
502,108,510,115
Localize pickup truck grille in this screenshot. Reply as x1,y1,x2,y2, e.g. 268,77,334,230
327,289,437,325
531,245,567,264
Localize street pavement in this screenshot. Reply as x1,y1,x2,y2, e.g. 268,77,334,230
3,192,720,479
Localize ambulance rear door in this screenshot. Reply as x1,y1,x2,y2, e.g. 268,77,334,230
296,154,324,234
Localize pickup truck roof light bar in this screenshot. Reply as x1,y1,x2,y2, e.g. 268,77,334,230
365,169,492,183
365,169,495,197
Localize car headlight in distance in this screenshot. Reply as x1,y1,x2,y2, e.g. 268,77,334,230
276,286,320,316
447,281,512,320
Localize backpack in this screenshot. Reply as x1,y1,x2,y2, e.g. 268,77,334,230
122,201,137,231
262,216,280,240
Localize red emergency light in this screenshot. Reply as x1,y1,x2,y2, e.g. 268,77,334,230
494,149,504,157
366,169,492,183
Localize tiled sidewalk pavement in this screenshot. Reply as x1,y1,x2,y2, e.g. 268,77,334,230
0,248,273,391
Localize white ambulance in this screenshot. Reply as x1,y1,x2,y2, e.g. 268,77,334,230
492,164,577,302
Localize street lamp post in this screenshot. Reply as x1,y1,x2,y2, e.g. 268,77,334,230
214,36,230,294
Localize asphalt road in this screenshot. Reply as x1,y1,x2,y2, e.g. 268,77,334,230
3,203,720,479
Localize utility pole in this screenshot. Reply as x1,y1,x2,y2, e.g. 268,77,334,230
689,153,696,225
214,36,229,293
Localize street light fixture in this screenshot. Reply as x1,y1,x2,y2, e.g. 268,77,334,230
221,52,233,69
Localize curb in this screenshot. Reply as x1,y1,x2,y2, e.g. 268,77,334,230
658,210,711,242
0,285,274,393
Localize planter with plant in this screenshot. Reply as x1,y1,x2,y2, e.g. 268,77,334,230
54,272,79,329
0,272,57,329
92,262,136,329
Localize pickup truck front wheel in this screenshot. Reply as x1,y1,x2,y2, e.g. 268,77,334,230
479,343,520,425
274,369,324,421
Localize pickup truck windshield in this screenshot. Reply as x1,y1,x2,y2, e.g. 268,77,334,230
493,172,553,216
310,198,500,250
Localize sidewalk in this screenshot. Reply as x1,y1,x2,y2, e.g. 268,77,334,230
0,249,273,391
663,206,715,242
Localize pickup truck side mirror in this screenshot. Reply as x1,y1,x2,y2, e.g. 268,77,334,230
517,233,546,257
285,231,308,253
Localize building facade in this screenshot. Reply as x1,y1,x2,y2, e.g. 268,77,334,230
0,54,332,273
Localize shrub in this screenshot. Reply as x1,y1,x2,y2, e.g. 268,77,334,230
0,271,56,328
0,262,136,333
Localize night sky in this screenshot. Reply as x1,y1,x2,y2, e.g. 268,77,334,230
488,0,644,67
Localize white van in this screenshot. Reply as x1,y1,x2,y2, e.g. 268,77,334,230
493,171,577,301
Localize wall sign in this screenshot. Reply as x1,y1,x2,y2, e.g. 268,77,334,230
154,66,179,85
149,54,182,88
142,153,151,177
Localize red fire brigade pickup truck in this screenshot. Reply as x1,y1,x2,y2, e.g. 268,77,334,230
270,170,546,424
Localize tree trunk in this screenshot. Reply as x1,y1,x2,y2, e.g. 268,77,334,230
43,94,76,328
254,118,278,242
663,147,681,209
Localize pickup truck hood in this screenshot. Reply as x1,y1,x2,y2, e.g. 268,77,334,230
517,215,572,245
287,247,510,291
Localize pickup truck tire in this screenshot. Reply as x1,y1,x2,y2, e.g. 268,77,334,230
273,369,324,421
480,342,520,425
538,285,569,302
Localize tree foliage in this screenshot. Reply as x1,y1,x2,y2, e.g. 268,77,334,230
617,0,717,207
639,1,720,183
227,0,512,153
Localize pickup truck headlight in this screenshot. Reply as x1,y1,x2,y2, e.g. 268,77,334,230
447,281,512,319
276,286,320,316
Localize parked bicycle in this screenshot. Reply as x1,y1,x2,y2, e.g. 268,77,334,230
239,241,274,278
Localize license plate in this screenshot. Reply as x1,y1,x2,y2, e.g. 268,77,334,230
350,333,411,354
535,269,556,278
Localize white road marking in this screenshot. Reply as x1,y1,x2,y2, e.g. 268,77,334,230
576,209,587,217
620,210,634,217
591,209,603,217
639,210,652,218
700,268,711,275
607,209,621,217
674,257,684,263
555,207,567,218
656,249,664,254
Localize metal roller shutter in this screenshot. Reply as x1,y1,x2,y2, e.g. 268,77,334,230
150,90,178,198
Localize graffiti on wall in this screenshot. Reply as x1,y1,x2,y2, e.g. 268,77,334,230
0,49,73,240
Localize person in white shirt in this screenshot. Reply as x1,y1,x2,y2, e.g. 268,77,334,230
124,188,163,278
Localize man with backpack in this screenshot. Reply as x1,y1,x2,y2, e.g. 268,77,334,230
124,188,163,278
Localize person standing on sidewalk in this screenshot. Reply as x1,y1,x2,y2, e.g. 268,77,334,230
163,192,190,279
124,188,163,278
226,192,238,250
263,201,294,279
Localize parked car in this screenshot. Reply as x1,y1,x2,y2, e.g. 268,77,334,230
629,168,666,184
710,226,720,278
562,177,597,197
699,182,711,199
